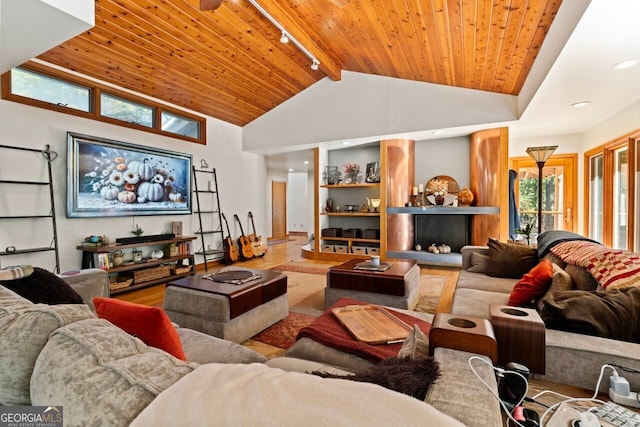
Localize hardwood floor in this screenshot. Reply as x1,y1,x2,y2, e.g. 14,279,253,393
114,235,461,309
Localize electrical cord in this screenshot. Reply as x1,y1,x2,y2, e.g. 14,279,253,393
538,364,619,426
609,363,640,375
468,356,529,427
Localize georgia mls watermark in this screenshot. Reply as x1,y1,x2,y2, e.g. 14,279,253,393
0,406,63,427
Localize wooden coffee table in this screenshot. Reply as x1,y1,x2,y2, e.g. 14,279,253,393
163,268,288,343
325,259,420,309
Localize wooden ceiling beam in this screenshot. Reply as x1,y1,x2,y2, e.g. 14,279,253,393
254,0,343,81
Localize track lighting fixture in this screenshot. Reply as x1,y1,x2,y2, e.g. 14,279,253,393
246,0,320,72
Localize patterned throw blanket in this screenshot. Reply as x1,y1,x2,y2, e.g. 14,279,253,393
551,241,640,290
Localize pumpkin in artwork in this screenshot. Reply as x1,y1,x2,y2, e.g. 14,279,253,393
100,186,119,200
124,182,136,192
127,160,155,181
137,181,164,202
168,192,182,202
118,191,137,204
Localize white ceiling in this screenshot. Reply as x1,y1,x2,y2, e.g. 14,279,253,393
511,0,640,139
267,0,640,171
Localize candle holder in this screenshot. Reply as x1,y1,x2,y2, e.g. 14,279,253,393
416,192,424,207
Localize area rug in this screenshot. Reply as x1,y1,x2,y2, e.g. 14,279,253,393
250,312,316,349
249,263,446,349
271,261,446,315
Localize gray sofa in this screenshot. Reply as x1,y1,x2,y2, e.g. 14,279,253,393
0,268,502,426
452,246,640,393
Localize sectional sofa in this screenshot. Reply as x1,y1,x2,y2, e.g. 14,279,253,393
0,268,503,426
451,244,640,393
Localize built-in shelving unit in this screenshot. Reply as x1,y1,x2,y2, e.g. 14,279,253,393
305,145,384,261
321,212,381,217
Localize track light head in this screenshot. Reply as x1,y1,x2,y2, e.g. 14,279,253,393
311,59,319,71
280,32,289,44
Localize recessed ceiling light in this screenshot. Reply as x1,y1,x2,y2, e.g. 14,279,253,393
613,59,640,70
432,131,444,135
570,101,591,108
288,168,294,172
303,161,309,165
342,141,350,145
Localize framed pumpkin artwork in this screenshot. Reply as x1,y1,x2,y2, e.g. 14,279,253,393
66,132,192,217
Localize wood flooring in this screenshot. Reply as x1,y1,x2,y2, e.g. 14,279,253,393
113,236,461,310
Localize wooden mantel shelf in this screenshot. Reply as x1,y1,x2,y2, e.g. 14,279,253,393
387,206,499,215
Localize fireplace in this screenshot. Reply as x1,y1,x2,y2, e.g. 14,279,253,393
414,215,469,253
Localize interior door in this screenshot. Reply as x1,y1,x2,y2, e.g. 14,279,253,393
271,180,287,239
510,154,578,235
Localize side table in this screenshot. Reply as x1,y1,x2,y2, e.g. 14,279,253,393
429,313,497,363
490,305,545,374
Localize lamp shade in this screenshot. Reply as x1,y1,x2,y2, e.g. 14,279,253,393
526,146,558,164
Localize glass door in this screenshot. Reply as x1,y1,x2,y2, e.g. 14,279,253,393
510,154,577,237
613,147,628,249
588,154,604,243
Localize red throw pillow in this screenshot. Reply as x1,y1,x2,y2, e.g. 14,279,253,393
93,297,187,360
508,259,554,307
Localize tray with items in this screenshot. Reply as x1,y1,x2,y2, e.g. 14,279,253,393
332,304,411,344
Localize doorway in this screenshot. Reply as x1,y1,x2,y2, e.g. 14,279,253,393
510,154,578,234
271,180,287,239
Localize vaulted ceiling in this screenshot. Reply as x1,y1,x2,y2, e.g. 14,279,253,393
38,0,562,127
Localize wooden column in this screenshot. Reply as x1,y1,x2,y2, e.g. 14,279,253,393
382,139,415,256
469,127,509,244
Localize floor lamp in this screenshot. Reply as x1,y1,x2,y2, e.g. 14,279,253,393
526,145,558,235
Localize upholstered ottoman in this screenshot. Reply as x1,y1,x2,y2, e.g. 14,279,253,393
163,269,288,343
325,259,420,310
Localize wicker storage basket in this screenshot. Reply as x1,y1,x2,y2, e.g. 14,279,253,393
171,266,192,275
125,265,172,283
109,276,133,291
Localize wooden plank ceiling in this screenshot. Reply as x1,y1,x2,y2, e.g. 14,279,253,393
38,0,562,127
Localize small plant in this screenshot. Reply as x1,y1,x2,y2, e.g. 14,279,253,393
515,221,534,245
131,224,144,237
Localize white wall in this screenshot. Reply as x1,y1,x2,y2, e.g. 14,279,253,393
415,136,470,191
583,98,640,150
244,71,517,152
0,99,266,272
287,172,308,233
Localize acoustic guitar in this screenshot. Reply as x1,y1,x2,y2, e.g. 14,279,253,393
233,214,254,260
221,212,239,264
248,211,267,257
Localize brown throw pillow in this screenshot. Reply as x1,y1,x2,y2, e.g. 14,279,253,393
313,356,440,400
487,238,539,279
